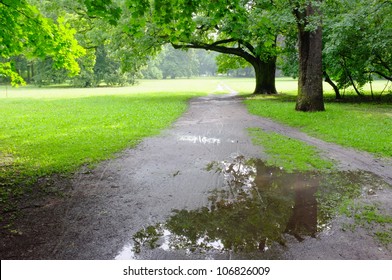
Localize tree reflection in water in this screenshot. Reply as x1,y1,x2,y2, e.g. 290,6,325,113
132,155,382,256
133,156,321,254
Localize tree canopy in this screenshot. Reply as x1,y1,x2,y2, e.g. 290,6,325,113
280,0,392,99
1,0,391,110
323,0,392,95
0,0,85,85
120,0,284,94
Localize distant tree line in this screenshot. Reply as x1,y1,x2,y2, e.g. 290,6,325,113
3,45,136,87
141,45,217,79
1,0,391,111
141,45,257,80
1,43,254,86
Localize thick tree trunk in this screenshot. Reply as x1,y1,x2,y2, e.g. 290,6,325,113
295,4,325,112
171,41,277,94
252,57,277,94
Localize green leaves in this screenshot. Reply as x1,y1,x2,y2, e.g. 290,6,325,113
216,54,250,74
122,0,281,59
323,0,392,91
83,0,122,25
0,63,26,86
0,0,85,85
51,17,86,76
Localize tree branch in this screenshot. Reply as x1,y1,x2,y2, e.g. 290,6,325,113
375,54,392,73
238,39,256,56
0,0,38,23
172,41,257,65
368,71,392,81
210,39,238,46
207,38,257,56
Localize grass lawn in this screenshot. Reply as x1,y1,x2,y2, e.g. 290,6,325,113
248,128,335,172
0,79,220,210
224,78,392,158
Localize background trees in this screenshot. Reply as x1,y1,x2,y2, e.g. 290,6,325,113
154,45,199,79
323,0,392,96
216,54,255,77
141,45,217,79
1,0,391,109
281,0,392,100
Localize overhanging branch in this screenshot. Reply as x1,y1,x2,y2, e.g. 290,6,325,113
172,41,257,65
211,39,238,46
367,70,392,81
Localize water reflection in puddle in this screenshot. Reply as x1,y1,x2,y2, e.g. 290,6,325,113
117,155,388,259
179,135,221,144
115,244,135,260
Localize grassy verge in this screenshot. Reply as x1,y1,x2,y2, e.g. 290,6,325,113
248,128,335,172
245,94,392,157
340,201,392,245
239,78,392,245
224,78,392,157
0,79,218,213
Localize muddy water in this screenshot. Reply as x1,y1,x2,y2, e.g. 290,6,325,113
116,155,386,260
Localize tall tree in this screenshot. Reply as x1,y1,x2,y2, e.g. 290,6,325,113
21,0,136,87
122,0,280,94
291,0,325,111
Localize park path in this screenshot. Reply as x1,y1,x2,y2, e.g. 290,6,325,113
1,84,391,259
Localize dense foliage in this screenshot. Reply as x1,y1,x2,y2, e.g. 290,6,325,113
323,0,392,95
122,0,284,94
1,0,390,98
280,0,392,97
0,0,85,85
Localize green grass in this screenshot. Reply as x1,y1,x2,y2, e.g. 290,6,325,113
0,78,220,99
340,202,392,245
224,77,391,95
0,79,220,211
375,230,392,245
1,77,391,212
225,79,392,157
248,128,335,172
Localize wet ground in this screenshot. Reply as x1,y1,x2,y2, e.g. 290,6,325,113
116,156,391,260
1,85,392,259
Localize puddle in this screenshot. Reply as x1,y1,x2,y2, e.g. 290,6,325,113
115,244,136,260
117,155,389,259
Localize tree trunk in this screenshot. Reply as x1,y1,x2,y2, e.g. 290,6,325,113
323,71,341,99
252,57,277,94
295,4,325,112
171,41,277,94
348,71,363,96
27,63,31,84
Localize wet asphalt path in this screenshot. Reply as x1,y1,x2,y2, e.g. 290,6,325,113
1,86,267,259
